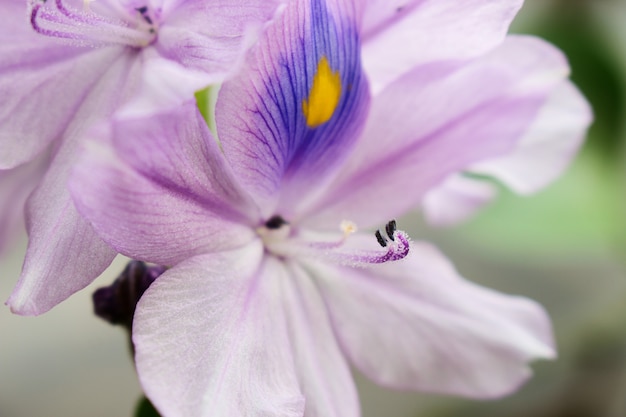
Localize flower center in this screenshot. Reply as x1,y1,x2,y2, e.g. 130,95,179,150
29,0,159,48
256,216,410,266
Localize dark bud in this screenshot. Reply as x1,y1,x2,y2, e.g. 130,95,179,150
385,219,397,241
265,215,288,229
375,230,387,247
93,261,165,330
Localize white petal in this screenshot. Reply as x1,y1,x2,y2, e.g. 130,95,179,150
134,243,305,417
282,262,359,417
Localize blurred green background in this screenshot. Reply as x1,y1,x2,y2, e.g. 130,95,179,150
2,0,626,416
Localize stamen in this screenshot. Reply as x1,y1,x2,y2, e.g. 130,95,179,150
266,220,411,267
29,0,157,48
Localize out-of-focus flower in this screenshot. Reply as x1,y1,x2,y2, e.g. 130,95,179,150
3,0,284,314
65,0,589,414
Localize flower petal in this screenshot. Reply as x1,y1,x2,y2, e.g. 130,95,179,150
282,262,359,417
156,0,285,73
362,0,523,93
5,48,140,315
115,57,216,119
470,80,592,194
6,148,117,316
422,173,497,226
133,243,305,417
216,0,368,217
0,153,49,254
312,238,555,398
421,81,592,226
305,36,571,229
70,103,258,265
0,31,132,168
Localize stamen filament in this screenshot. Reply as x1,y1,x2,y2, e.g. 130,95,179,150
265,222,411,268
30,0,157,47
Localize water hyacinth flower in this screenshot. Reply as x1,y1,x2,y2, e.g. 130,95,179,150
2,0,283,313
68,0,591,414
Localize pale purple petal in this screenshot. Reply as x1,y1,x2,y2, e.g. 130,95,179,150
116,56,216,119
0,153,49,254
5,50,141,315
282,262,359,417
304,36,571,229
312,238,555,398
422,81,591,226
362,0,523,93
216,0,368,217
70,104,258,265
6,149,117,316
134,244,305,417
0,42,131,168
422,174,497,226
156,0,285,73
470,80,593,194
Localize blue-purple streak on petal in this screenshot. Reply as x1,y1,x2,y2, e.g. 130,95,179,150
303,36,571,229
217,0,368,214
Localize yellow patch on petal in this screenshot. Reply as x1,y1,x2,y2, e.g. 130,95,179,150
302,56,342,128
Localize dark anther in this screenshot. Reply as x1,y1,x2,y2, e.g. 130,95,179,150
385,219,397,241
265,215,288,229
93,261,165,330
135,6,153,24
375,230,387,247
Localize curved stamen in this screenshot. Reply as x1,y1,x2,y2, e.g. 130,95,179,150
30,0,157,47
266,220,411,267
336,229,410,266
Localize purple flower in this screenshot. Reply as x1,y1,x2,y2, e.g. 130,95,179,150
67,0,590,415
3,0,284,314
